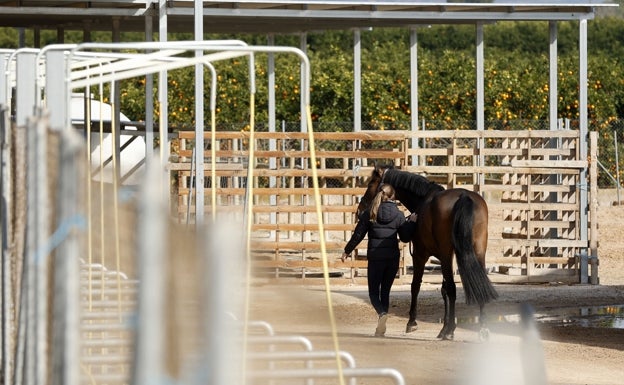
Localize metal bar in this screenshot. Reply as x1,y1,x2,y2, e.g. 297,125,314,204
248,367,405,385
51,129,83,385
409,27,418,166
475,22,484,132
579,18,589,284
0,105,12,385
131,156,167,385
194,0,204,225
549,21,558,131
353,29,361,132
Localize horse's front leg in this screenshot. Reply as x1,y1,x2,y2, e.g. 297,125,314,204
438,266,457,340
406,261,425,333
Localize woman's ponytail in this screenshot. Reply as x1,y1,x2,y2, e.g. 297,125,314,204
370,184,396,222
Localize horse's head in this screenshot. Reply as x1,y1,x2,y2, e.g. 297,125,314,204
355,163,394,217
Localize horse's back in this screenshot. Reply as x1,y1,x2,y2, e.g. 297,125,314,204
441,188,488,220
430,188,488,241
445,188,489,255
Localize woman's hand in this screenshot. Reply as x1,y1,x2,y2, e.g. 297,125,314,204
341,252,351,263
407,212,418,222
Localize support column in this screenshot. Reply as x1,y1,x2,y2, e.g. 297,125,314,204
158,0,169,201
354,29,361,132
549,21,558,131
579,19,589,283
112,18,122,183
145,3,154,159
476,23,484,132
194,0,205,225
410,28,418,166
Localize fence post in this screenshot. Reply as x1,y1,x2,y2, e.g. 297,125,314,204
614,130,620,205
132,156,167,385
51,128,84,385
590,131,599,284
0,103,12,385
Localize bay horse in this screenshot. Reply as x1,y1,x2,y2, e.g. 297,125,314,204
357,165,498,340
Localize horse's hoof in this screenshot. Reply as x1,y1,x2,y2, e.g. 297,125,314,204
437,328,454,340
479,328,490,342
405,322,418,333
438,332,454,341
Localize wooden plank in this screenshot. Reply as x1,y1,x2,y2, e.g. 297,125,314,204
404,165,581,174
488,238,581,248
173,168,372,178
404,130,580,139
168,162,244,171
510,159,587,168
252,259,408,270
406,148,477,156
177,149,405,159
252,260,371,269
178,205,359,215
489,219,578,229
177,130,407,141
490,257,577,265
537,239,588,248
480,184,576,193
174,168,373,178
492,202,579,211
251,205,358,213
177,187,366,196
529,257,577,265
249,241,347,250
252,223,355,231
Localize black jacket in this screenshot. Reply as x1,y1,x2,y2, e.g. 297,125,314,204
344,201,414,260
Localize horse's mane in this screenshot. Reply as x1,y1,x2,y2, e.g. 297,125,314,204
383,168,444,199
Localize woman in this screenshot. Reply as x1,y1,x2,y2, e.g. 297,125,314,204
341,184,417,337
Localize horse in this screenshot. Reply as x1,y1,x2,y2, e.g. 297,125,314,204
357,164,498,340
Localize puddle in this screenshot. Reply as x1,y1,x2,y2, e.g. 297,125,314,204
444,305,624,329
531,304,624,329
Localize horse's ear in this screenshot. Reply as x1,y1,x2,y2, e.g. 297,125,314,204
374,162,382,176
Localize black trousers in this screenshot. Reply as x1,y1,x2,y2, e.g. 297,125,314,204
367,258,400,316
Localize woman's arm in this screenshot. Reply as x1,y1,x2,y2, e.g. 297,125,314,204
398,212,418,243
343,212,370,257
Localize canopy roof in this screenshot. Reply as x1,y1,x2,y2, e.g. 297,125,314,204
0,0,617,34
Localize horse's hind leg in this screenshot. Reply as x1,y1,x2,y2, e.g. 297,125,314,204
438,265,456,340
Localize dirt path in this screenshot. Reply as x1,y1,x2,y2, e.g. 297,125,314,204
248,190,624,385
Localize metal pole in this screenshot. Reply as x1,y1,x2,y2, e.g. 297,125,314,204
476,23,484,132
132,156,167,385
410,28,418,166
353,29,361,132
549,22,558,131
51,129,83,385
615,131,620,204
145,0,154,159
0,109,11,385
194,0,205,225
579,19,589,284
159,0,169,202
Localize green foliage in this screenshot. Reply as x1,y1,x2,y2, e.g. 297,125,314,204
0,17,622,130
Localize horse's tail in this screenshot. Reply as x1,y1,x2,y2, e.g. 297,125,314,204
451,193,498,306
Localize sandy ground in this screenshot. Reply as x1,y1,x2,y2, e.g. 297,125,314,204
248,189,624,385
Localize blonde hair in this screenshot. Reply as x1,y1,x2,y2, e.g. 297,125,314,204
370,184,395,222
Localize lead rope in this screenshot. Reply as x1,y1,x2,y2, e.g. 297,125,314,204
306,104,346,385
242,53,256,385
